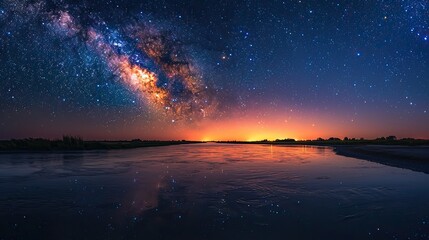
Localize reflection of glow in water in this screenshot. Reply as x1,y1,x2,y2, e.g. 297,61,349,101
120,174,166,217
1,144,429,239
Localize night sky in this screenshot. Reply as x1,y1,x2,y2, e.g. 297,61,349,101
0,0,428,140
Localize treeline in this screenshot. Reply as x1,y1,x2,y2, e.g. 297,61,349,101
0,136,197,151
275,135,429,145
221,136,429,146
0,136,84,151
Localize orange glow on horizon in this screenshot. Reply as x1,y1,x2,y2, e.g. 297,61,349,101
185,115,332,141
180,108,429,141
12,106,427,141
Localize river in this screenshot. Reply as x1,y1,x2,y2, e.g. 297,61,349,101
0,143,428,239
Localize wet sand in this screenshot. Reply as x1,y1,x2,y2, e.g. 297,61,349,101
334,145,429,174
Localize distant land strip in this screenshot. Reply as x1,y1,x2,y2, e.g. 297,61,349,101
0,136,202,152
218,138,429,174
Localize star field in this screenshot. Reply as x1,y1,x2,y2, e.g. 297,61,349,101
0,0,428,140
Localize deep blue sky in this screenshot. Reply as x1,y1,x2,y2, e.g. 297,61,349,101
0,0,428,140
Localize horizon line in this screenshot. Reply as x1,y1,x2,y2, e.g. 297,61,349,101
2,136,429,142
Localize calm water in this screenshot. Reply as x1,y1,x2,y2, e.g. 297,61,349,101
0,143,428,240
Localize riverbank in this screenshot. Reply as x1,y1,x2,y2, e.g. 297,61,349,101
0,139,202,152
333,145,429,174
218,141,429,174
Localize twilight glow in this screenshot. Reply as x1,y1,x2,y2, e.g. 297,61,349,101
0,0,428,140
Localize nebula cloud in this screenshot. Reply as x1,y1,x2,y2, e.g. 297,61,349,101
2,0,217,121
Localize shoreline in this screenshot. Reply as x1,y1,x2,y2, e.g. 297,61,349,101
1,140,428,175
333,145,429,174
0,140,203,153
218,141,429,174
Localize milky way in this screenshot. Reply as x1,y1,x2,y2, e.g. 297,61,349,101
0,0,428,140
2,0,217,120
53,10,218,119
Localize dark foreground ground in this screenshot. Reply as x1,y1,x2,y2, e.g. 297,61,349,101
220,140,429,174
334,145,429,174
2,138,429,174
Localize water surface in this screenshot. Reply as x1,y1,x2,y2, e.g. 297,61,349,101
0,144,428,239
